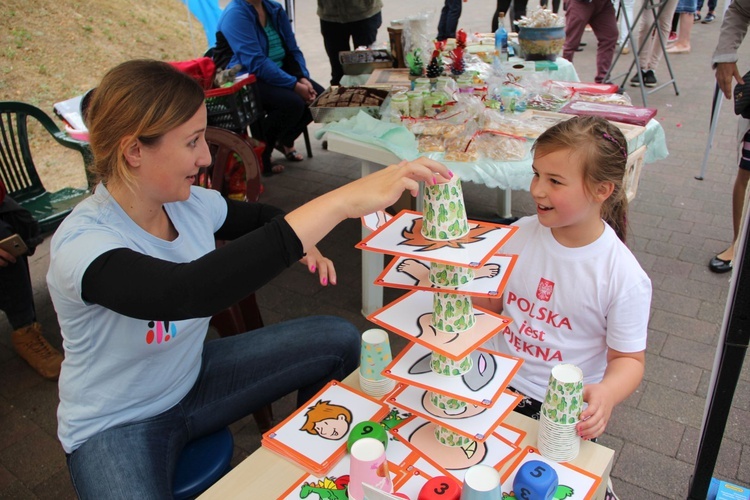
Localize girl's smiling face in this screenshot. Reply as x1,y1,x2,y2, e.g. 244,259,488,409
530,147,611,247
134,105,211,204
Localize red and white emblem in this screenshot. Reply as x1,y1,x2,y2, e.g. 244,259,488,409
536,278,554,302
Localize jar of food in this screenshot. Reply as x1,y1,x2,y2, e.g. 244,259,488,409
390,92,410,118
406,90,424,118
414,77,432,89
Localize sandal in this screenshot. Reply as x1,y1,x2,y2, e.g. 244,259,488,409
274,143,304,162
262,163,285,177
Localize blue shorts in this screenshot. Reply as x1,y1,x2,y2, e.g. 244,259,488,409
740,131,750,171
675,0,697,14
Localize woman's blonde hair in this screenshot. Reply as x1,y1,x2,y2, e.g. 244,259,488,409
86,59,205,188
533,115,629,241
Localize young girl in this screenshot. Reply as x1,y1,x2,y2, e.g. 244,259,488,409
477,115,651,442
46,59,451,498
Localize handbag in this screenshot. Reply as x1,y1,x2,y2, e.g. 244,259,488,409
733,70,750,118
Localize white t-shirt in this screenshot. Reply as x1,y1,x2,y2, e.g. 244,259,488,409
47,185,227,453
486,216,651,402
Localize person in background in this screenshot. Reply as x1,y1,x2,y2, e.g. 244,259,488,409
476,115,650,441
695,0,716,23
617,0,635,54
629,0,679,88
0,179,63,380
215,0,324,175
666,0,696,53
47,59,451,498
562,0,619,83
437,0,468,41
709,0,750,273
317,0,383,86
493,0,528,33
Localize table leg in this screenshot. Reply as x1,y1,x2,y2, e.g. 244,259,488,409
361,160,384,316
497,187,513,219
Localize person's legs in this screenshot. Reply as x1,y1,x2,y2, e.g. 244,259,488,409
437,0,462,40
617,0,636,47
255,81,309,173
351,12,382,49
278,79,325,150
589,0,619,82
646,0,679,69
667,0,696,52
563,0,594,62
713,136,750,265
512,0,530,31
320,19,352,86
66,316,360,498
492,0,510,31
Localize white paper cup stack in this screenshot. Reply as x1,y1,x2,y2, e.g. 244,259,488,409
537,363,584,462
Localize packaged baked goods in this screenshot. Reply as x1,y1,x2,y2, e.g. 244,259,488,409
443,136,479,162
572,91,633,106
418,135,446,152
475,130,528,161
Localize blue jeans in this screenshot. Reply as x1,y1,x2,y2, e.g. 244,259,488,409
66,315,360,499
437,0,463,41
696,0,716,12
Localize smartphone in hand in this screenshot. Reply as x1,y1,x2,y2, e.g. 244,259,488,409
0,234,28,258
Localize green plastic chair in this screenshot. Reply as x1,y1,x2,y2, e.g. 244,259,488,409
0,101,93,234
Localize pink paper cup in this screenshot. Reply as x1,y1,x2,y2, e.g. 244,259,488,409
349,437,393,500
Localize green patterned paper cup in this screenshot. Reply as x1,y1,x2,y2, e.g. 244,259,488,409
541,363,584,425
429,391,468,411
429,262,475,288
359,329,393,382
421,175,470,241
430,351,474,377
434,424,475,447
432,292,476,333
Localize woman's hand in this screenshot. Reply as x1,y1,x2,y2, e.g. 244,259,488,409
300,246,336,286
295,81,317,104
339,157,452,219
0,248,16,267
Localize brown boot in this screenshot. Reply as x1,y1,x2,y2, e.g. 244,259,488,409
11,322,63,381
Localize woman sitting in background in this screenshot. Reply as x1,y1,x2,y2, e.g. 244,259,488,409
215,0,324,176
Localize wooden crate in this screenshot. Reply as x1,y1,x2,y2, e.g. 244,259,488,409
624,145,647,202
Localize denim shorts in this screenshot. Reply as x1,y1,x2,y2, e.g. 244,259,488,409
675,0,697,14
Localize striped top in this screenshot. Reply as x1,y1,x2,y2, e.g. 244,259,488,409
264,23,286,67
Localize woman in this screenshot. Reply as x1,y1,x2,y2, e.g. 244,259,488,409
215,0,324,175
47,59,450,498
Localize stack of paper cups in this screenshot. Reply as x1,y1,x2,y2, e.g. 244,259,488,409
430,351,473,377
432,292,475,334
429,262,475,288
537,363,584,462
359,328,396,398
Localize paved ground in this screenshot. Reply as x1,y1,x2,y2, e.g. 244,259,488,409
1,1,749,498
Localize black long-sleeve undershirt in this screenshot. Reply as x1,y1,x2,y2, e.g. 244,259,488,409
80,198,304,321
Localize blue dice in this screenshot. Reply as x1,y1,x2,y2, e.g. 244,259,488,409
513,460,559,500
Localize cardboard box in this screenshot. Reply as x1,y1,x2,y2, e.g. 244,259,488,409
708,478,750,500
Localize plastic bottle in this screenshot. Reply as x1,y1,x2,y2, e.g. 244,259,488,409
495,13,509,64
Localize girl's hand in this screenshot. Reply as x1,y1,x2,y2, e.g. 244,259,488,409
577,383,615,440
300,246,337,286
341,157,452,219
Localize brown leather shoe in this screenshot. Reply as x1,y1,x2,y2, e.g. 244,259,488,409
11,322,63,380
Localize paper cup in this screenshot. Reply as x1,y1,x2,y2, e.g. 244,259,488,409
349,437,393,500
541,364,584,425
434,425,475,448
421,175,470,241
359,329,393,382
430,351,473,377
428,391,468,411
537,412,580,462
429,262,475,288
347,420,389,453
460,464,501,500
432,292,475,333
358,371,396,398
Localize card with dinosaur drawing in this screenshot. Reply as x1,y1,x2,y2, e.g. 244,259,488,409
356,210,517,268
391,415,520,483
500,447,602,500
367,290,512,360
375,254,518,297
262,381,389,475
387,384,522,442
382,343,522,408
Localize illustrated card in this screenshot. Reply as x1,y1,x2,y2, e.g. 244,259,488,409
387,384,522,441
392,466,432,499
375,254,518,298
495,421,527,446
262,381,389,474
356,210,517,268
391,416,520,483
500,447,602,500
368,290,512,360
362,210,393,232
384,343,523,407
